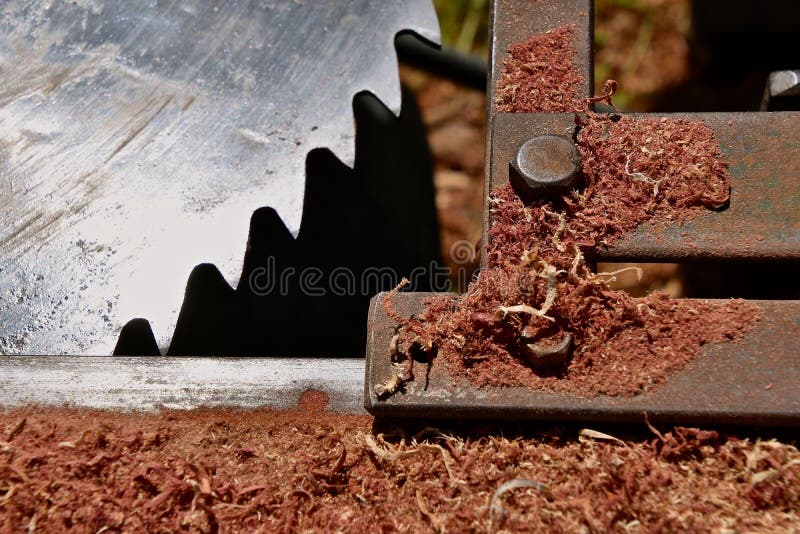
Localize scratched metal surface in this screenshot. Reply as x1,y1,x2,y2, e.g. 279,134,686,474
0,1,440,355
365,292,800,425
0,356,366,413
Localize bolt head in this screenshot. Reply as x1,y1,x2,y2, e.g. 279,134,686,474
509,135,583,201
523,332,573,370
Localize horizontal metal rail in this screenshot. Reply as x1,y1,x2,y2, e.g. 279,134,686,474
365,293,800,425
486,112,800,262
0,357,366,414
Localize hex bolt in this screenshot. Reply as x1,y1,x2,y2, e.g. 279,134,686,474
509,135,583,202
523,332,573,370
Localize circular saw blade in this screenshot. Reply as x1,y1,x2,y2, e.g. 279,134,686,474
0,0,440,355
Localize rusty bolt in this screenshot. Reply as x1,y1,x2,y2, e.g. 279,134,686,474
523,332,573,370
509,135,583,201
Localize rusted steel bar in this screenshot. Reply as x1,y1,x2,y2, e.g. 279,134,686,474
0,357,366,414
364,292,800,425
486,112,800,262
484,0,593,253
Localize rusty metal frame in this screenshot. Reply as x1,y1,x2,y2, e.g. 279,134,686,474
365,0,800,424
365,293,800,425
487,112,800,262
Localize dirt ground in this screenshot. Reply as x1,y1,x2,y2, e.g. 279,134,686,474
2,395,799,532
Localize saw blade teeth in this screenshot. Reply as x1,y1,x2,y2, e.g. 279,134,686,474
405,1,443,48
368,46,403,118
0,1,442,356
335,123,357,169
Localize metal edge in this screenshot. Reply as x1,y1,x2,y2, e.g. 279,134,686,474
0,356,367,414
365,292,800,426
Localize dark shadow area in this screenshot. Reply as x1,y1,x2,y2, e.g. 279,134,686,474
681,263,800,300
370,417,800,445
647,0,800,112
114,318,161,356
597,262,800,300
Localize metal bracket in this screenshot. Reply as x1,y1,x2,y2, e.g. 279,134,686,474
365,0,800,424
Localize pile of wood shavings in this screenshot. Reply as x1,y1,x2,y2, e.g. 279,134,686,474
2,403,799,532
494,24,585,113
389,113,760,397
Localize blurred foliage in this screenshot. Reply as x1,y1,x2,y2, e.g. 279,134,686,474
595,0,690,110
432,0,689,111
433,0,490,54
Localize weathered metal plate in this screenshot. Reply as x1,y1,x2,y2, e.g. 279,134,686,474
0,1,440,355
486,112,800,262
365,292,800,425
0,356,365,414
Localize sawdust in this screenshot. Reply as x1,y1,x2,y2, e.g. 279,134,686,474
1,405,798,532
494,25,585,113
388,112,760,397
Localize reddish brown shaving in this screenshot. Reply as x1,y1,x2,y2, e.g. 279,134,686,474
494,25,585,112
489,113,733,265
391,113,760,397
2,408,799,532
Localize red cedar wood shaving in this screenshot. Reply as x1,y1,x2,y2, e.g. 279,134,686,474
390,111,760,397
494,24,585,113
415,22,759,396
1,398,798,532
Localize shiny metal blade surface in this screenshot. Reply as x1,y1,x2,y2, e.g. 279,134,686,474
0,1,440,354
0,356,366,414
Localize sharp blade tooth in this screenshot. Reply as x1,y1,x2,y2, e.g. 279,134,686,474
365,47,403,117
405,0,443,47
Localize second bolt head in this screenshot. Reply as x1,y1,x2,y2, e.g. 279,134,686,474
509,135,583,202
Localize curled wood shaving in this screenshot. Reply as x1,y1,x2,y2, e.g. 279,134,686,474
374,359,414,399
625,155,666,196
382,278,410,324
750,469,781,485
417,443,458,483
569,245,585,282
579,428,627,446
373,372,402,399
592,266,643,285
364,434,419,462
416,490,447,533
542,208,567,252
489,478,548,521
6,418,25,442
498,265,560,321
0,484,16,507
